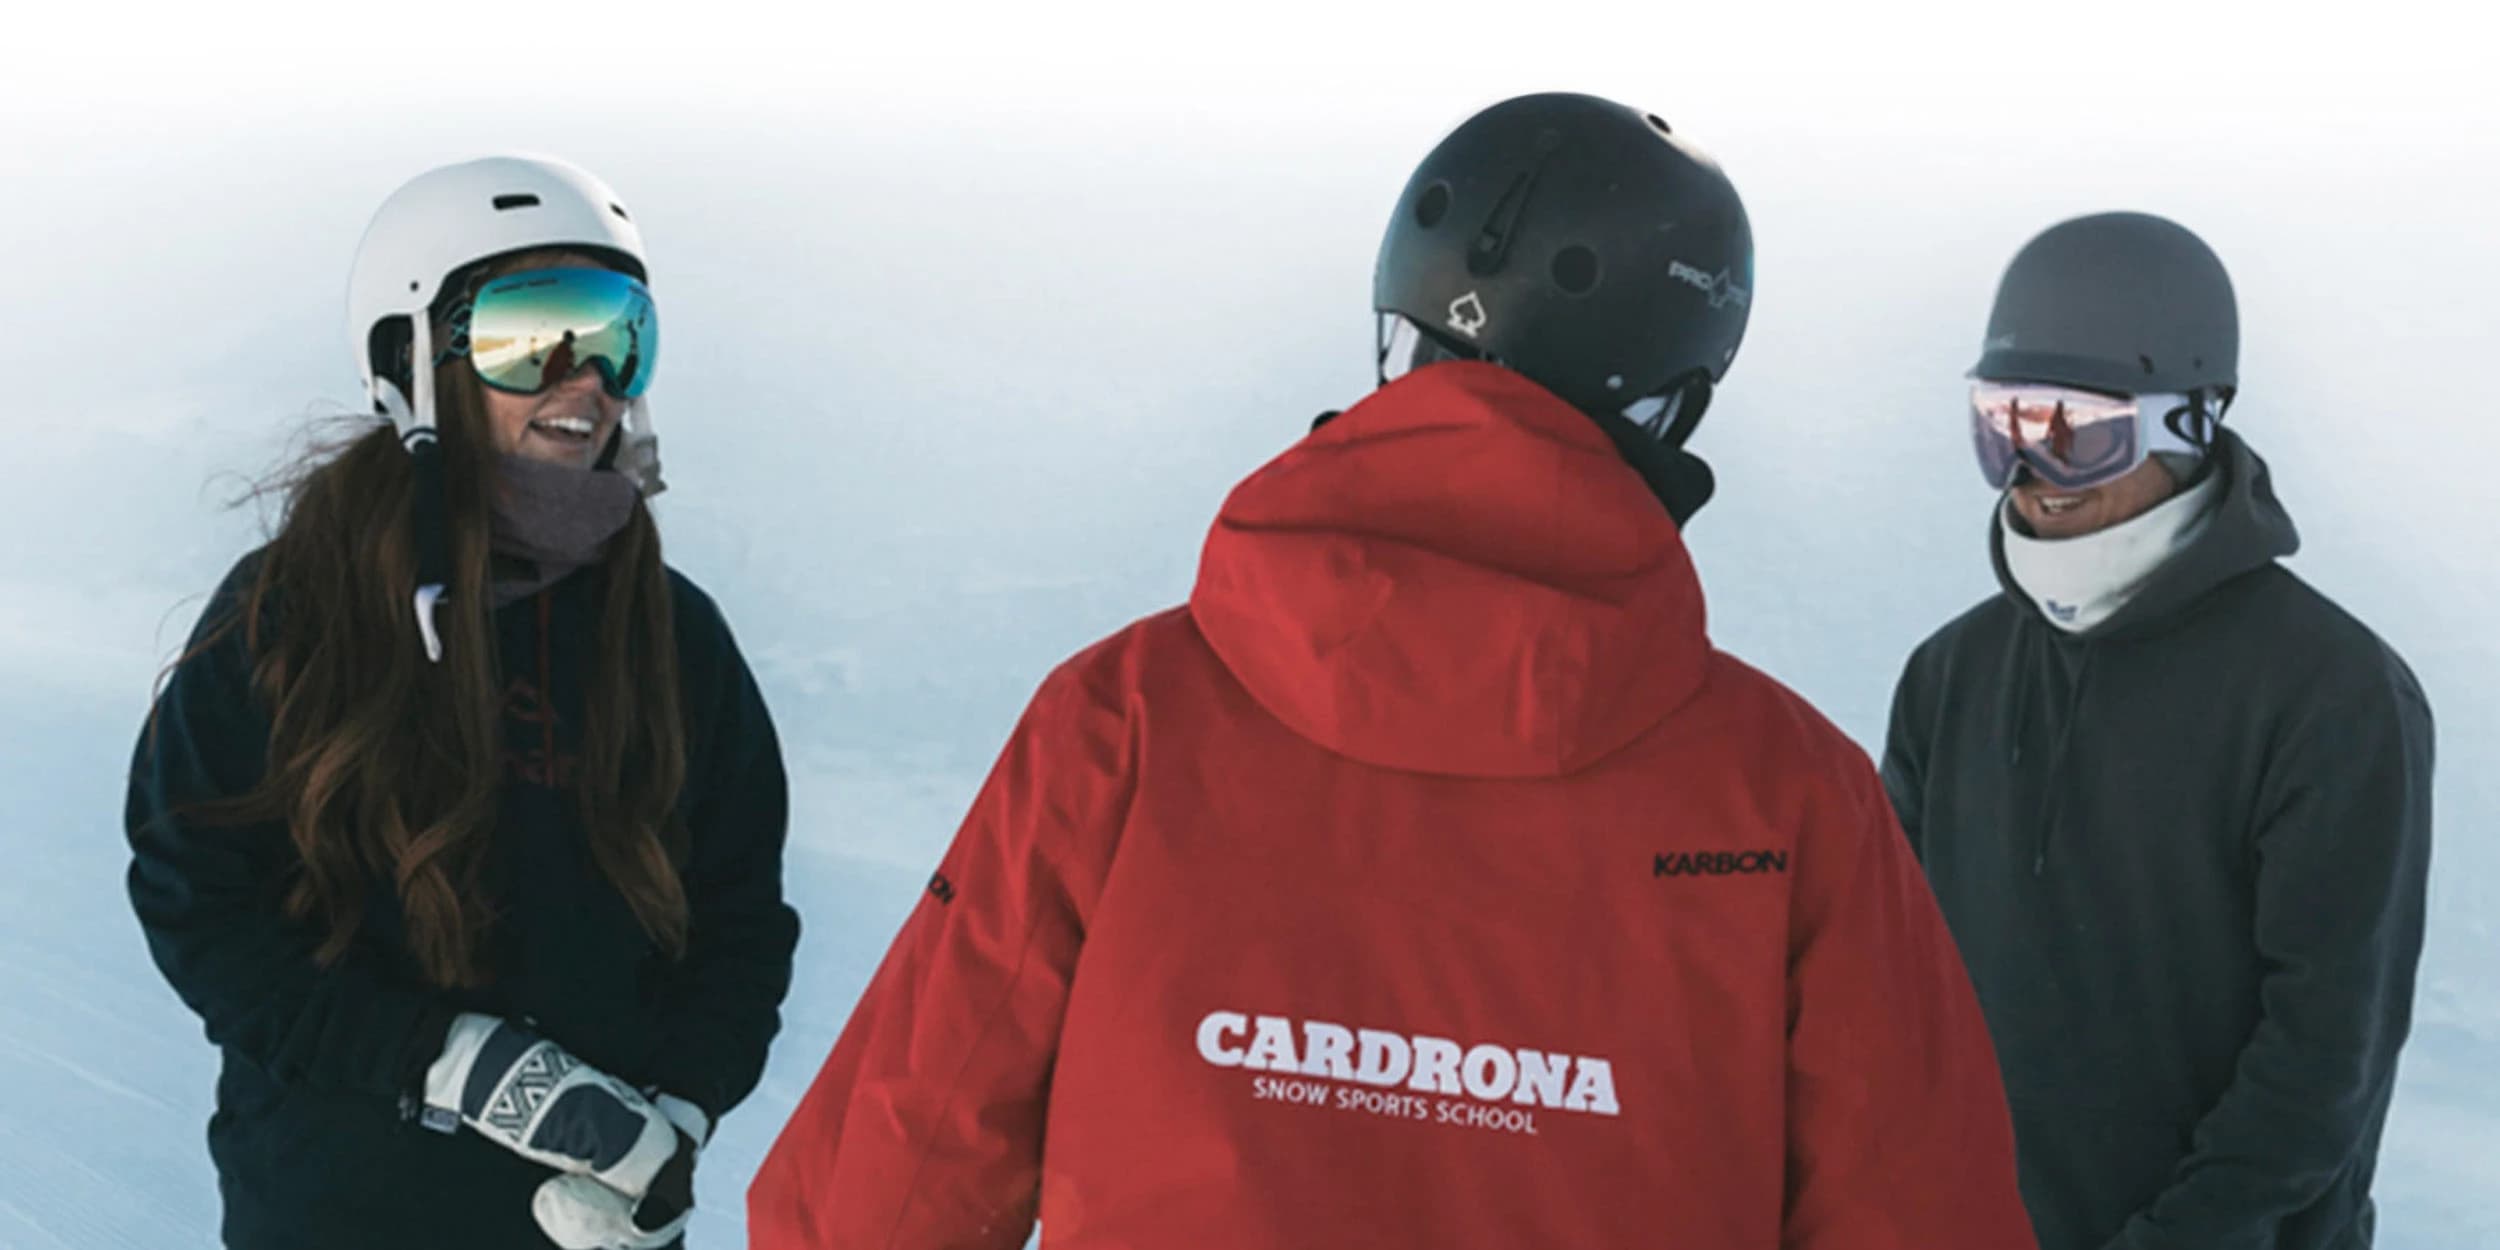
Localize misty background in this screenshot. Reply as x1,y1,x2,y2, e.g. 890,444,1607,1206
2,4,2493,1246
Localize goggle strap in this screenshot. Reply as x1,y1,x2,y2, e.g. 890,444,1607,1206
2172,389,2233,446
620,398,666,497
433,299,474,367
403,423,451,665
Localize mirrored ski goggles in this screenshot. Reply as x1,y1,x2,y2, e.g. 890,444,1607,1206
1969,380,2150,491
443,267,658,400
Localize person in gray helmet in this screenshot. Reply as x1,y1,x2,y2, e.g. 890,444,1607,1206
1882,211,2436,1250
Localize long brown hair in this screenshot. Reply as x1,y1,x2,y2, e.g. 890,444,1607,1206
191,286,689,988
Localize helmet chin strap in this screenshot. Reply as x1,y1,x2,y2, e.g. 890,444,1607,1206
406,316,437,441
396,316,450,664
1625,374,1711,448
1603,421,1716,528
373,365,416,433
1662,377,1711,447
1368,312,1721,526
1603,377,1718,527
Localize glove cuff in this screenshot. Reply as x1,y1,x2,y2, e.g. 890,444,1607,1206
652,1093,712,1149
422,1012,509,1117
600,1112,683,1198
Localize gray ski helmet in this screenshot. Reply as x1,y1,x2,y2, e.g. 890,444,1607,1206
1375,93,1753,428
1974,212,2237,396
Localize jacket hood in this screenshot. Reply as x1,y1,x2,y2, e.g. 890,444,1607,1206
1190,362,1711,778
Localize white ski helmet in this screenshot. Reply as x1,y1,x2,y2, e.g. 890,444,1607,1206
346,154,663,493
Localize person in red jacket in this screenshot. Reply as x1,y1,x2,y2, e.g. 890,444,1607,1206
750,93,2035,1250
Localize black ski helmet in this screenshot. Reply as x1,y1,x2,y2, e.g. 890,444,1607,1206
1374,93,1754,439
1974,211,2238,397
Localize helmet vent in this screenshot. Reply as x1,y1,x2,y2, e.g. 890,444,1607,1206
1645,114,1672,135
1551,245,1600,295
492,193,542,210
1415,182,1451,229
610,202,631,221
1469,166,1546,277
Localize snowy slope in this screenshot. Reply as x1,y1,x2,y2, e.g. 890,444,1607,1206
4,122,2496,1249
7,578,2497,1248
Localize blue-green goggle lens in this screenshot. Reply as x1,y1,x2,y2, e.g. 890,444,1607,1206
465,267,658,400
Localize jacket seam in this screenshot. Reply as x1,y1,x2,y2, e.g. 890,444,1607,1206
876,891,1054,1250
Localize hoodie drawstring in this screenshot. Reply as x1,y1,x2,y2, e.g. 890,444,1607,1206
535,590,557,773
2025,641,2097,875
2008,628,2035,768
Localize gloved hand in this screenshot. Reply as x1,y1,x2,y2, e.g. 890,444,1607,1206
533,1093,712,1250
422,1014,695,1209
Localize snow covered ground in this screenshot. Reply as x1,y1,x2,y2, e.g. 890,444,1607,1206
3,47,2495,1249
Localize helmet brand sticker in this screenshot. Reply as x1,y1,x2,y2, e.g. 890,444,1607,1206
1669,260,1750,310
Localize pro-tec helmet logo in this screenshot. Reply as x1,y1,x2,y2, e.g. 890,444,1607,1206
1447,290,1489,338
1668,260,1750,310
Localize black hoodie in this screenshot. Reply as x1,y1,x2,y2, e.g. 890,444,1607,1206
1883,429,2435,1250
126,552,800,1250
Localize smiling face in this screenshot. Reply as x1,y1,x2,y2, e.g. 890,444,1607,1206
2008,453,2181,539
467,250,629,469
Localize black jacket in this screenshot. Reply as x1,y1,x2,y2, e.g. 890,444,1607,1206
1883,430,2435,1250
127,552,800,1250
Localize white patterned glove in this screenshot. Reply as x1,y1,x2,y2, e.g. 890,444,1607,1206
422,1014,695,1210
533,1094,712,1249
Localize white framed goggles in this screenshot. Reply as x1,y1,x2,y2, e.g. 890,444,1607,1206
1971,380,2199,491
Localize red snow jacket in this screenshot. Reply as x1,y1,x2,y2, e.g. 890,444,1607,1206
750,363,2034,1250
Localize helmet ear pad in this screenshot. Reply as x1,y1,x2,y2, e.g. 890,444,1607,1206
367,315,417,416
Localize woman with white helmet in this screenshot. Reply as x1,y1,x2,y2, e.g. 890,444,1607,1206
125,155,799,1250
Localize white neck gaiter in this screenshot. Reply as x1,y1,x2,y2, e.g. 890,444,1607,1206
2000,465,2223,633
